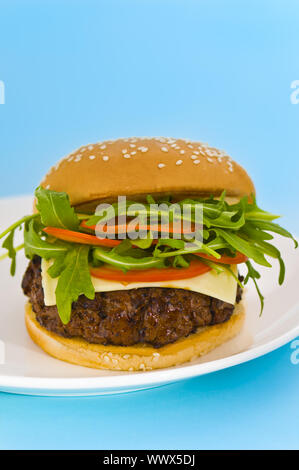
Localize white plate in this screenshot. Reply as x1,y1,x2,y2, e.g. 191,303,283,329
0,196,298,396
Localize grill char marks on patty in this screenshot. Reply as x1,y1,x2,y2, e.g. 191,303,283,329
22,257,243,348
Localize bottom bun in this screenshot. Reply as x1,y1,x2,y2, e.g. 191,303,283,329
25,301,245,371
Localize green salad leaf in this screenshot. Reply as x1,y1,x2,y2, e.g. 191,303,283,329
93,246,165,272
35,186,79,230
2,230,17,275
244,260,264,315
24,219,69,260
55,245,95,324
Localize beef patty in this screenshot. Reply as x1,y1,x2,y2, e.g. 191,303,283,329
22,256,242,348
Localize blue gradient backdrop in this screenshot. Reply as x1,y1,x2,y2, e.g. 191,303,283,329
0,0,298,450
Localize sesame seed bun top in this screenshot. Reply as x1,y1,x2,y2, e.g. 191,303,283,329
41,137,255,206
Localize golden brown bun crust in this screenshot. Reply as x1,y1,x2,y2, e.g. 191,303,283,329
25,302,245,371
40,138,255,206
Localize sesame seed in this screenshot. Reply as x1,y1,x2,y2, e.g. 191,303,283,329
188,144,193,149
123,154,131,159
193,151,199,155
102,156,109,161
131,151,136,155
129,144,136,148
161,146,168,152
67,156,74,162
88,145,93,150
81,147,86,152
45,184,50,189
207,157,214,163
89,155,96,160
153,352,160,357
104,356,110,363
180,150,185,154
193,159,200,164
158,163,166,168
176,159,183,165
74,155,81,162
190,155,197,160
122,149,128,154
123,354,130,359
100,144,106,150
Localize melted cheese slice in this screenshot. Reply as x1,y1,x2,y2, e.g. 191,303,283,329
41,259,238,307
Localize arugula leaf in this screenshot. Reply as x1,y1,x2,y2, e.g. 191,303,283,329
35,186,79,230
153,238,185,256
153,237,221,259
214,229,272,267
24,220,69,259
2,230,17,275
240,223,273,241
146,195,156,204
173,255,190,268
111,239,133,255
249,220,298,248
93,246,165,271
47,254,67,278
204,210,245,230
245,260,264,316
253,239,286,285
55,246,95,324
0,214,38,240
132,235,154,249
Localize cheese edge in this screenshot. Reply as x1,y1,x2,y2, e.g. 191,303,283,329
41,259,238,307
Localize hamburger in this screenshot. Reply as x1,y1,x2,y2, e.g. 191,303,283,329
1,137,297,371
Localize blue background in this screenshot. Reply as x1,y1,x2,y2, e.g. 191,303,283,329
0,0,299,450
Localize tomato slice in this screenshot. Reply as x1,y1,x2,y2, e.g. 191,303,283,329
90,259,211,282
195,251,247,264
43,227,121,247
